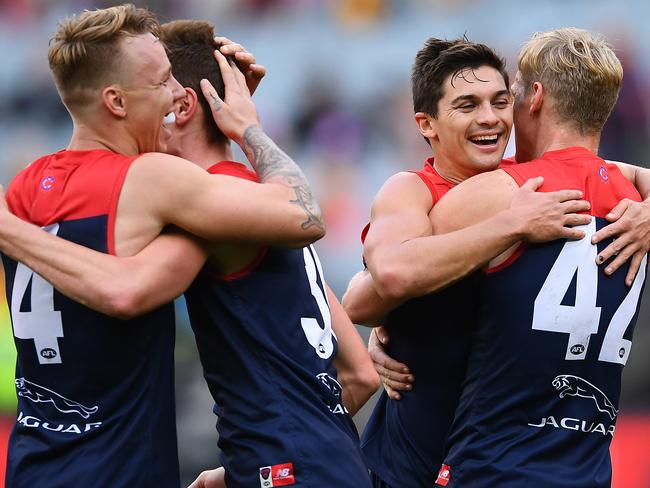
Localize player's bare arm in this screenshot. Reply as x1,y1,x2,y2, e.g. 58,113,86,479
365,171,590,302
0,190,206,319
201,49,322,234
115,51,323,254
592,161,650,285
342,270,400,326
328,285,379,416
431,170,589,255
240,124,322,232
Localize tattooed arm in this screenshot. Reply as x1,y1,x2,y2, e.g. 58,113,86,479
187,49,324,236
241,125,323,232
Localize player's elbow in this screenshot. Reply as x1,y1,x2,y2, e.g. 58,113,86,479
285,207,326,248
373,264,418,301
103,286,149,320
341,297,379,326
296,221,326,247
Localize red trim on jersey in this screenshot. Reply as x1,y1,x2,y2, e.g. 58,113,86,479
6,149,138,256
485,243,526,274
360,158,456,245
207,160,259,182
410,157,456,207
503,147,640,218
491,147,641,272
207,247,269,282
205,161,267,280
501,156,517,166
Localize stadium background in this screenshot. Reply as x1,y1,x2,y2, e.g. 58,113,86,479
0,0,649,485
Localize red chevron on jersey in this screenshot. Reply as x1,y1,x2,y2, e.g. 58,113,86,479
208,160,259,182
502,147,640,218
6,149,138,255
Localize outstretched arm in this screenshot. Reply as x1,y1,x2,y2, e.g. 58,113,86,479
329,285,379,416
364,172,589,302
0,196,207,319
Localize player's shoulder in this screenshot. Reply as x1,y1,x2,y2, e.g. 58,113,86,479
376,171,432,201
454,168,515,194
127,152,207,183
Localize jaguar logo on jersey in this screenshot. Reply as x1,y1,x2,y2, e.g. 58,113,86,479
16,377,99,419
553,375,618,420
316,372,348,414
16,411,102,435
258,462,295,487
528,375,618,436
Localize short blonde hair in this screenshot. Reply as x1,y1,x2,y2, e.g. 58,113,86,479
48,4,160,110
518,28,622,134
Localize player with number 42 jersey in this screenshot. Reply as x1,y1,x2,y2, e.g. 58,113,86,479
436,148,647,488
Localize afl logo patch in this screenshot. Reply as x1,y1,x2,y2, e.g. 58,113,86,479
570,344,585,355
40,348,57,359
41,176,56,190
598,166,609,182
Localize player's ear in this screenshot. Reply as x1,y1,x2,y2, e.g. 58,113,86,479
175,87,198,126
102,85,127,118
529,81,544,115
415,112,437,140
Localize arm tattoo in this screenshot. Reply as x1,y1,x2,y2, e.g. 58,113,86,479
242,124,323,231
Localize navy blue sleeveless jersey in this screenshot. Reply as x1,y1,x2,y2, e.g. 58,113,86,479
2,149,178,488
361,160,483,488
184,162,370,488
437,147,646,488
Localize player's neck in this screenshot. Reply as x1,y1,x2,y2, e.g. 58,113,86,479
179,138,233,171
67,126,135,155
530,120,600,160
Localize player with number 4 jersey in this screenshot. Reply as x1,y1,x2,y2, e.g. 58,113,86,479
2,150,180,487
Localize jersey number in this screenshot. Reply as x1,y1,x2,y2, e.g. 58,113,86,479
301,246,335,359
10,224,64,365
532,220,646,365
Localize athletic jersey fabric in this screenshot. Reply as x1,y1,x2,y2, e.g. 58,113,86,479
184,161,370,488
2,149,178,487
438,147,646,488
361,158,482,488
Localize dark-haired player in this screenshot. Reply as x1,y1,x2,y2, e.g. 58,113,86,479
0,16,377,488
0,5,327,487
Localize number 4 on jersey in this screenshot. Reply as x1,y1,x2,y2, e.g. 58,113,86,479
10,224,64,365
532,220,646,365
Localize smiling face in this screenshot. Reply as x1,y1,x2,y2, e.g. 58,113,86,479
428,65,512,182
117,33,185,153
